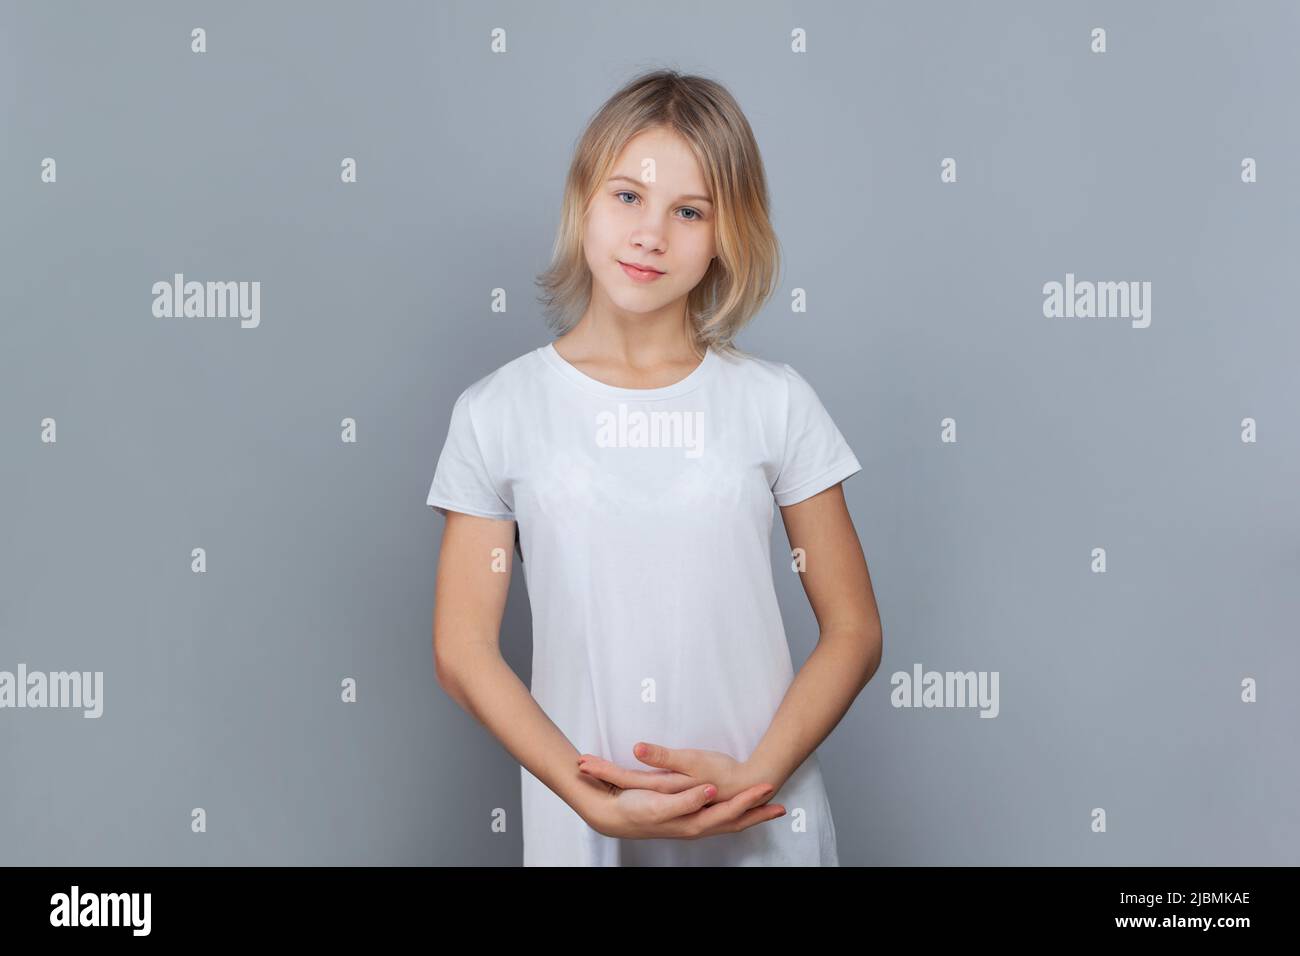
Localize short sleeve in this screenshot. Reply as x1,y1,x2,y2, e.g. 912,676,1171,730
771,363,863,507
426,390,515,520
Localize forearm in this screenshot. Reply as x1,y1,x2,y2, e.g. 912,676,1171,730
746,623,881,792
439,643,597,820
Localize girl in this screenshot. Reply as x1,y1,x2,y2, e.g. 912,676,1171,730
428,69,882,866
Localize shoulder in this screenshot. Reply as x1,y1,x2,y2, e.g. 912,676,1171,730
710,344,810,399
448,345,548,411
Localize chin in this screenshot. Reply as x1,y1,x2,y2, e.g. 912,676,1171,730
607,294,667,315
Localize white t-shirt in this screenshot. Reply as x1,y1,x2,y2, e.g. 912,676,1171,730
427,341,862,866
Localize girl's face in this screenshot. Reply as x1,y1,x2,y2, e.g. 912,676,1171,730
582,126,717,318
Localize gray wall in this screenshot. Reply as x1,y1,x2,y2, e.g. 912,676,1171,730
2,0,1297,865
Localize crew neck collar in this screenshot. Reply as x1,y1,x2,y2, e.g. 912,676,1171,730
538,341,718,400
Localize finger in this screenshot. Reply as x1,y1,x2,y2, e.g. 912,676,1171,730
677,783,778,834
649,782,719,824
578,758,695,793
632,741,685,772
579,755,693,790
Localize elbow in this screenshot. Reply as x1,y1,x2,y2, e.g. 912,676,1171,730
822,616,883,691
860,621,884,689
432,638,466,705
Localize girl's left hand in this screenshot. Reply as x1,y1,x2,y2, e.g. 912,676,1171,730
577,742,778,805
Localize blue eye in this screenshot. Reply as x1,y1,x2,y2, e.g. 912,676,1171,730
614,190,703,221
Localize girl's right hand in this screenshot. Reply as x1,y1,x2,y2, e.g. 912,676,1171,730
580,778,786,840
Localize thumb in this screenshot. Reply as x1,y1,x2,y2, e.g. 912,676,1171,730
634,741,678,770
664,782,717,818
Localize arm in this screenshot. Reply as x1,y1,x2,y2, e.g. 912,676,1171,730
744,482,882,793
432,511,607,821
434,510,786,839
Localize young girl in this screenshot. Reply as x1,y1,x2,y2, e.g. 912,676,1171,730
428,69,882,866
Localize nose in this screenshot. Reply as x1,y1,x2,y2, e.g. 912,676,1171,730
627,204,670,255
628,225,667,256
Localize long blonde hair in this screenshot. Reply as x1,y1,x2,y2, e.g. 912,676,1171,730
536,69,780,359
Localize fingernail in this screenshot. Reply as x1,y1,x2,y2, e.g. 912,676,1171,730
704,785,717,799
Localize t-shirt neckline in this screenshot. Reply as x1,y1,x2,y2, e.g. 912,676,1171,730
539,341,718,400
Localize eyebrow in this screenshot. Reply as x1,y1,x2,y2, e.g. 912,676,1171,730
607,174,713,206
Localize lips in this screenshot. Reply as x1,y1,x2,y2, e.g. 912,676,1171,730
618,260,665,281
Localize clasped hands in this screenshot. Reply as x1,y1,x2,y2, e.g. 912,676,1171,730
576,741,787,840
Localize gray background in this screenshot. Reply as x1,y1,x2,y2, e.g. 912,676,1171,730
2,0,1297,865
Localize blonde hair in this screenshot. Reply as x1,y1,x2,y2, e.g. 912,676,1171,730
535,69,780,359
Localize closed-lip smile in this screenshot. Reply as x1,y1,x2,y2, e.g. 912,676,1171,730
618,259,665,275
